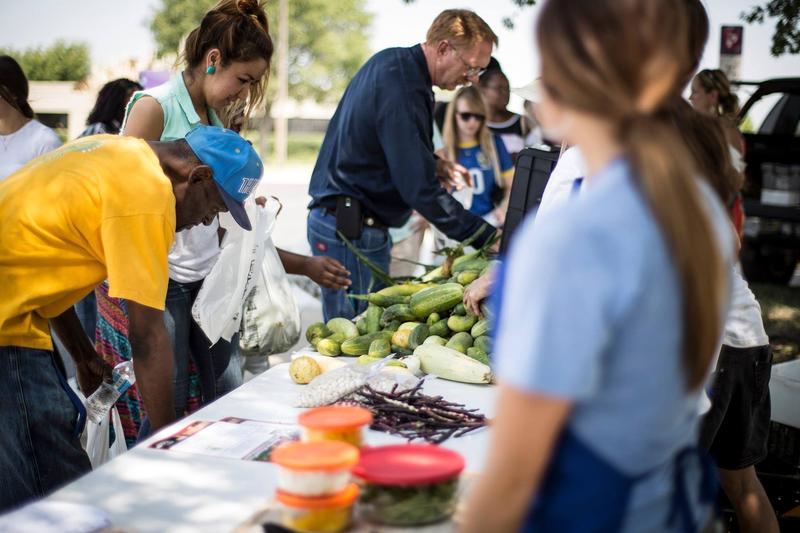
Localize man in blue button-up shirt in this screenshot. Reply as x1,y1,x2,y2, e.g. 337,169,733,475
307,9,499,320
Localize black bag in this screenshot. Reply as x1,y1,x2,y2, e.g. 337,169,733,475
500,147,560,255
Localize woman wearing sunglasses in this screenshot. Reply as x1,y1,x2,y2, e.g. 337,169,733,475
440,86,513,227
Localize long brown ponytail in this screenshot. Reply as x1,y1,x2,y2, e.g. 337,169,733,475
537,0,727,389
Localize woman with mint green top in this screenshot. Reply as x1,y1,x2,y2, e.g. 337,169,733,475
95,0,274,441
96,0,350,443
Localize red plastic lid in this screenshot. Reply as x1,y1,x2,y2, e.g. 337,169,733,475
298,405,373,431
353,444,465,486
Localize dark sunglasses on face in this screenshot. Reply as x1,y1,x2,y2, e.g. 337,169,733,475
457,111,485,122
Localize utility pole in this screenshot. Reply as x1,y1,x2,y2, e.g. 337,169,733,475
274,0,289,164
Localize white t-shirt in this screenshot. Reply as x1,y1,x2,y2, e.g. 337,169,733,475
540,146,768,352
168,225,222,283
724,263,769,347
0,120,62,180
537,146,587,217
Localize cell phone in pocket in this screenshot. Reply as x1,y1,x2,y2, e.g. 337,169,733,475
335,196,363,240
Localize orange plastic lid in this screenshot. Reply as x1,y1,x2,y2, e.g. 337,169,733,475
276,483,359,509
298,405,373,431
270,440,359,471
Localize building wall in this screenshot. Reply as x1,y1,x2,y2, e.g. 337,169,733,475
28,81,94,140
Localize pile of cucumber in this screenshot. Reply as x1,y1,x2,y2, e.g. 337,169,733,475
303,251,494,384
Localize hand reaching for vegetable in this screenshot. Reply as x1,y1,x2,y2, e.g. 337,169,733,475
303,256,351,290
463,269,495,317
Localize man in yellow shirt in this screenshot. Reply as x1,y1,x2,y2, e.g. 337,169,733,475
0,125,263,510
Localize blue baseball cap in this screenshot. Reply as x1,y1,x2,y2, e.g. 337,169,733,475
184,125,263,230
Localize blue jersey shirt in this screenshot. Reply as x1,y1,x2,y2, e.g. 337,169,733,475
457,136,514,216
307,45,495,246
494,158,734,531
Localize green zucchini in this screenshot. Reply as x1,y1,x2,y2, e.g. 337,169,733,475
447,314,478,333
410,283,464,318
383,320,402,333
381,304,417,325
471,318,489,338
317,338,342,356
391,345,413,356
456,270,480,285
326,317,359,340
474,335,492,354
365,304,382,334
428,318,451,338
368,337,391,358
340,331,392,356
466,346,490,365
445,332,473,354
452,256,489,274
408,324,430,350
423,335,447,346
305,322,330,343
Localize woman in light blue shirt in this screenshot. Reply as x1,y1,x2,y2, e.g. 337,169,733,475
461,0,734,531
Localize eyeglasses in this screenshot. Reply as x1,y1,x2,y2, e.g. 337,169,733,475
457,111,485,122
447,41,487,78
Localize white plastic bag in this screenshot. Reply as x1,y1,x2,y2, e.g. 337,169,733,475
192,200,276,344
85,407,127,469
238,237,301,357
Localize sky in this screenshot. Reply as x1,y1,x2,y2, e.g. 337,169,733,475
1,0,799,93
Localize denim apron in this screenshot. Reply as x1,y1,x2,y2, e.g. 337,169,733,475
521,428,717,532
490,262,718,533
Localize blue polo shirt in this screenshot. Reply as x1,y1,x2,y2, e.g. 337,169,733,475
308,45,495,246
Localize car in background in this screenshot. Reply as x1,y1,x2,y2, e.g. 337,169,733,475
737,78,800,285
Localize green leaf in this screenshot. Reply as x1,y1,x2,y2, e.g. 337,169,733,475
336,230,395,286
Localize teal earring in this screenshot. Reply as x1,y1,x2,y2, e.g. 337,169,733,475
206,65,216,75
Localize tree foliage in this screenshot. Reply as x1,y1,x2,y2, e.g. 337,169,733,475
0,40,91,82
741,0,800,56
149,0,372,102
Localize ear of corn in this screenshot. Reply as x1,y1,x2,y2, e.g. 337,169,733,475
414,344,492,384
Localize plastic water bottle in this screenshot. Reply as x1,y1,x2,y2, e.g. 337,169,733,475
86,360,136,423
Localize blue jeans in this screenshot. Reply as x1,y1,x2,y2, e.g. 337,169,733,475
307,207,392,321
164,279,235,414
138,279,236,441
0,346,91,512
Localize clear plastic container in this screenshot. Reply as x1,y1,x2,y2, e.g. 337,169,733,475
270,440,359,497
275,483,358,533
86,360,136,423
298,405,373,447
353,444,464,526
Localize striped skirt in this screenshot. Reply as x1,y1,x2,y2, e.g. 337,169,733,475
95,281,202,447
